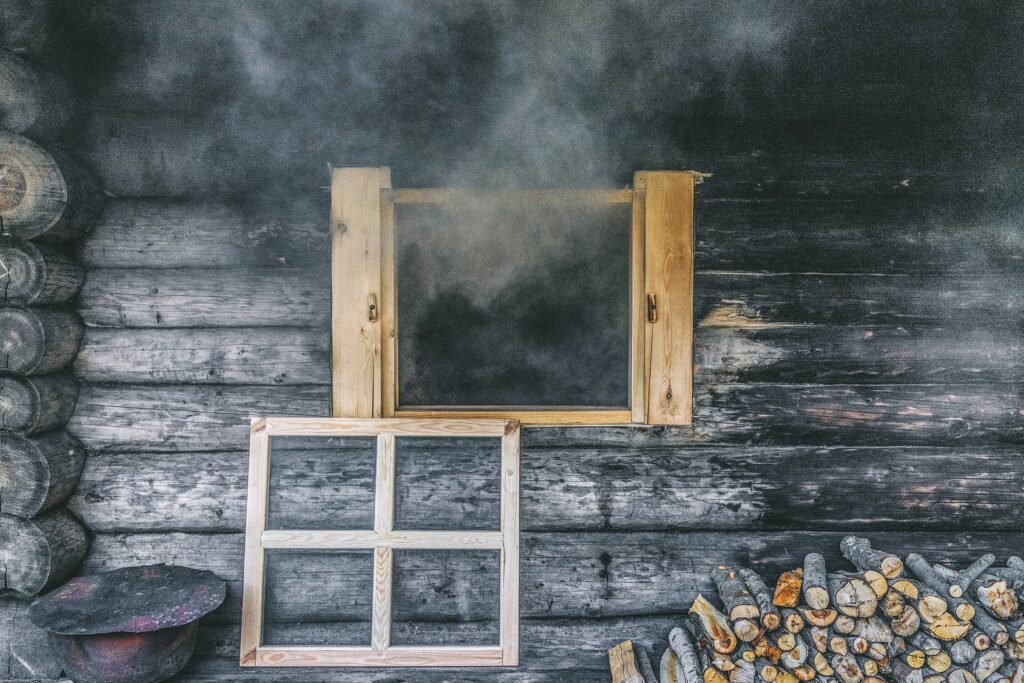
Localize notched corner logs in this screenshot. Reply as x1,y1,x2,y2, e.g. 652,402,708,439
610,539,1024,683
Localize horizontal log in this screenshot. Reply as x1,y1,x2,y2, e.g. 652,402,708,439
70,445,1024,534
77,267,1024,329
0,50,70,137
75,327,329,384
0,509,90,598
72,324,1023,386
0,306,83,375
0,373,78,434
82,530,1023,622
0,237,85,304
79,196,1024,274
68,382,1024,451
0,430,86,518
172,668,604,682
0,132,102,242
78,268,328,328
76,113,1012,199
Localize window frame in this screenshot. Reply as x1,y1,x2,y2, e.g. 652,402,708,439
329,168,696,426
240,417,520,667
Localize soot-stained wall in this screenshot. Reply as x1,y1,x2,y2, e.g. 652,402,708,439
25,1,1024,680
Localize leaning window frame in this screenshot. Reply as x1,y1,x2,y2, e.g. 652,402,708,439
329,167,696,426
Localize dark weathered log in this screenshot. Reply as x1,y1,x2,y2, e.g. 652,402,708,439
909,554,1008,644
635,644,658,683
0,509,89,597
0,372,77,434
0,50,70,137
803,554,829,610
952,555,997,598
78,268,329,327
0,132,101,242
0,430,85,518
0,237,84,304
950,639,977,665
70,445,1024,533
0,598,62,678
0,0,49,54
841,536,904,579
75,327,329,385
0,306,83,374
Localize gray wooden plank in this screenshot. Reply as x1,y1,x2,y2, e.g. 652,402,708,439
70,446,1024,533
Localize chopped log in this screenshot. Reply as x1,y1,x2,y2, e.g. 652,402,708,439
1001,662,1024,683
848,636,869,655
841,536,904,579
813,650,835,675
892,580,920,600
850,616,893,643
948,671,980,683
830,634,849,655
739,568,781,631
926,612,971,641
867,642,888,661
0,509,89,597
894,659,925,683
663,648,682,683
905,650,928,668
0,430,85,518
809,627,829,652
832,653,864,683
834,615,857,634
969,628,992,650
670,627,704,683
953,556,998,598
774,568,803,608
908,634,943,656
0,372,77,434
609,640,646,683
755,656,778,681
803,554,830,610
791,664,816,681
0,306,83,375
950,640,978,665
0,237,83,305
728,659,754,683
974,649,1005,682
777,631,798,651
711,567,761,642
635,645,659,683
0,132,100,242
888,603,923,639
1009,559,1024,572
690,594,739,654
780,639,809,669
754,633,782,664
780,608,804,633
801,607,838,627
975,579,1019,620
829,575,878,618
928,650,953,673
704,664,729,683
0,50,70,137
883,590,908,617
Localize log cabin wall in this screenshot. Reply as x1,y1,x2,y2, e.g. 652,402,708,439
5,1,1023,680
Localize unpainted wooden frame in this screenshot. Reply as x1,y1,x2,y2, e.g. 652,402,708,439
329,167,696,426
240,417,521,667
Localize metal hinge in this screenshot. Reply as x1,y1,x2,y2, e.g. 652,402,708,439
646,294,657,323
368,293,379,322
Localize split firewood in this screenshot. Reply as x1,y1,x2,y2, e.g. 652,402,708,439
968,628,992,650
808,626,829,653
830,634,850,655
609,640,646,683
663,649,683,683
908,633,943,656
912,562,1013,646
850,616,894,643
802,606,839,628
926,611,972,641
670,626,705,683
831,653,864,683
791,663,816,681
999,661,1024,683
888,600,922,637
829,575,879,618
776,632,798,652
1003,640,1024,663
975,579,1020,620
774,568,804,609
947,668,980,683
834,615,857,634
775,667,799,683
704,665,729,683
905,650,928,668
927,649,953,673
841,536,905,579
883,590,909,617
777,608,804,634
891,579,920,600
973,648,1005,682
950,639,978,665
739,568,781,632
848,636,869,655
893,659,925,683
636,645,659,683
753,634,782,664
735,643,756,663
867,642,888,661
860,656,879,677
712,567,762,643
755,657,778,682
691,594,740,654
804,554,830,610
728,659,755,683
781,639,809,669
952,556,998,598
814,650,836,675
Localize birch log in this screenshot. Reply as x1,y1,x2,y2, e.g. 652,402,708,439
0,372,77,433
0,509,89,597
0,430,86,518
671,626,705,683
804,554,830,610
0,237,84,304
951,555,996,598
841,536,904,579
740,567,781,631
712,566,761,642
0,306,83,374
0,132,100,242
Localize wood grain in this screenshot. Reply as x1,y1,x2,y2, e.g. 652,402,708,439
370,546,392,651
638,170,695,425
239,420,269,666
500,422,521,665
253,645,502,667
260,530,503,550
330,167,390,418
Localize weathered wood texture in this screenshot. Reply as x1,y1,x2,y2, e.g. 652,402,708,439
0,50,70,137
0,306,83,375
70,445,1024,533
1,430,86,518
0,373,78,434
0,509,90,598
0,238,85,305
0,599,64,679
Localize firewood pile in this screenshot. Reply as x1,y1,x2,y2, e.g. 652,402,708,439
609,537,1024,683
